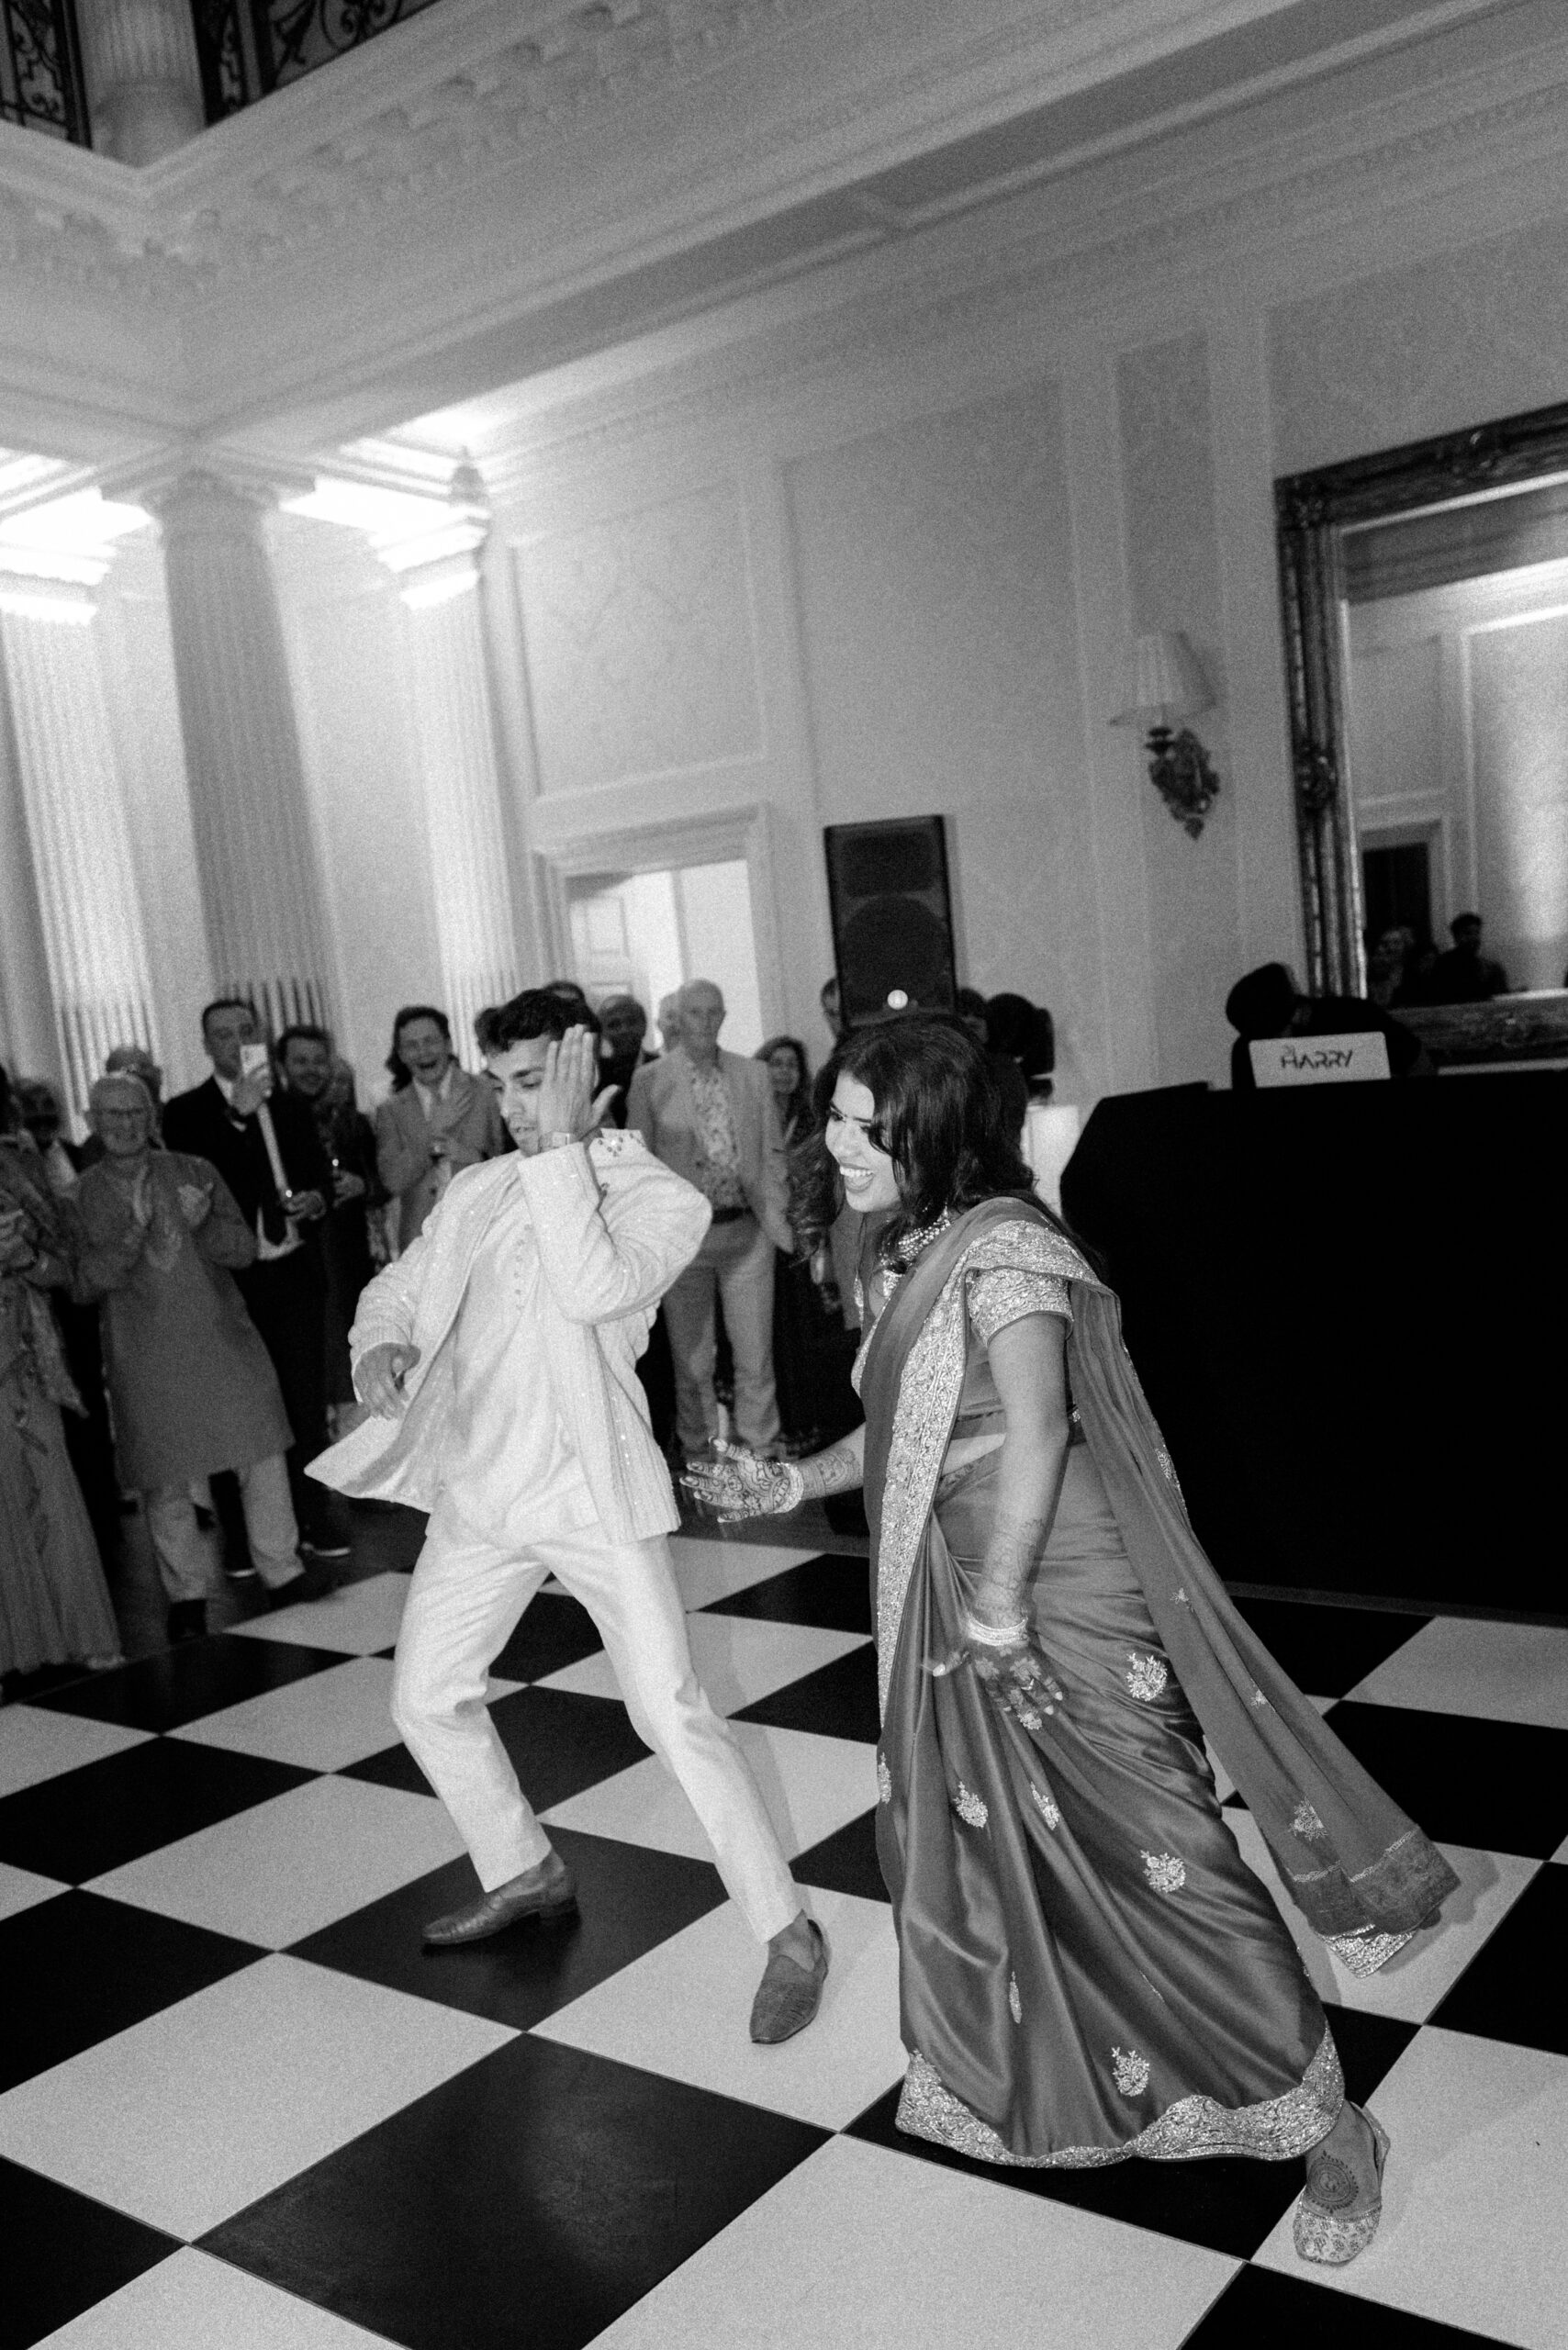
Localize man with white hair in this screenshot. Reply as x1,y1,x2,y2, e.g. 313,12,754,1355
627,979,791,1460
73,1073,334,1640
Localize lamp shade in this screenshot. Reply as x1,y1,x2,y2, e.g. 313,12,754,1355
1111,630,1213,725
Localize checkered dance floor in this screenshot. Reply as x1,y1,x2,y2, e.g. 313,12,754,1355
3,1528,1565,2349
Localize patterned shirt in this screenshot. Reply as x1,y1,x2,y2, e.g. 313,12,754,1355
687,1060,748,1210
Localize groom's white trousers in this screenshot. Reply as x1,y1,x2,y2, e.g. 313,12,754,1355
391,1494,800,1942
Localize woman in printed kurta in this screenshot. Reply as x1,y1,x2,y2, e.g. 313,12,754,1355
688,1017,1456,2267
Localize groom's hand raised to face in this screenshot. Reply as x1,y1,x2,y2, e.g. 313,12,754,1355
535,1024,620,1145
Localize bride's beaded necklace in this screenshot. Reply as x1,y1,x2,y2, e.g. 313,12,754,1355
883,1210,951,1285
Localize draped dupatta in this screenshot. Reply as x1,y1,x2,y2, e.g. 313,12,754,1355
859,1196,1457,1954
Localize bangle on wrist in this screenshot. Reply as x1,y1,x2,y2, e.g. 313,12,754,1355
542,1131,578,1151
964,1610,1029,1649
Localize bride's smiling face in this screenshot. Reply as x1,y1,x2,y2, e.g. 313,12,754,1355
825,1074,902,1213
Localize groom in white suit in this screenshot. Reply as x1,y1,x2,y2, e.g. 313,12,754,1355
310,992,827,2042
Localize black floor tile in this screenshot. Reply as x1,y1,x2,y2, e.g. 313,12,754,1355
703,1552,873,1636
1325,1703,1568,1857
491,1593,604,1684
0,1890,262,2092
29,1633,345,1734
203,2034,828,2350
792,1807,889,1904
844,2081,1302,2260
293,1828,726,2030
1430,1860,1565,2054
342,1684,653,1809
734,1644,879,1744
1232,1598,1428,1696
0,2157,179,2350
1184,2263,1500,2346
0,1739,312,1883
1321,2000,1420,2108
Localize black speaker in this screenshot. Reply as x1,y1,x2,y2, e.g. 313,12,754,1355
823,816,957,1026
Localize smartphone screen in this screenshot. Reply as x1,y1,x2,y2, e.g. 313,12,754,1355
239,1043,271,1079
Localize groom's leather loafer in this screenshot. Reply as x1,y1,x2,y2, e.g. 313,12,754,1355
422,1864,578,1948
749,1919,829,2042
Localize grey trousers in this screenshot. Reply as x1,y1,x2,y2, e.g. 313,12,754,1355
661,1213,781,1454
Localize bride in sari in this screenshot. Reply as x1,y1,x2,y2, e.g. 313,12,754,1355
687,1016,1456,2265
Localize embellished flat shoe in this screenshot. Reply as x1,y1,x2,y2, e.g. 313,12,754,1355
1294,2108,1391,2265
422,1863,578,1947
749,1919,829,2043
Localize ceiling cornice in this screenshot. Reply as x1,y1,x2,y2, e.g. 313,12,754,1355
0,0,1545,472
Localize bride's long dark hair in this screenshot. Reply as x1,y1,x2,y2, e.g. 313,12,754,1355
791,1014,1069,1270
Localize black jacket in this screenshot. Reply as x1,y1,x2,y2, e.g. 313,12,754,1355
162,1078,331,1259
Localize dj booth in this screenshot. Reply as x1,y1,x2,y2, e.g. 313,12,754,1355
1060,1071,1567,1619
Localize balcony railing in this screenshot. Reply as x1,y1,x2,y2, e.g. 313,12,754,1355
1,0,89,144
191,0,445,121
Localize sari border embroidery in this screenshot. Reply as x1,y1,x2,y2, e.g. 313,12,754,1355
896,2027,1342,2170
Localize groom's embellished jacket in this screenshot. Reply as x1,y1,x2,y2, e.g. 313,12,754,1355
309,1131,710,1543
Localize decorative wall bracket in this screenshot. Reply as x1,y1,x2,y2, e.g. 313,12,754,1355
1144,723,1220,840
1111,631,1220,841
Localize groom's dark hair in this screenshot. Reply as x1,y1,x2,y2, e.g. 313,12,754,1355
485,990,601,1056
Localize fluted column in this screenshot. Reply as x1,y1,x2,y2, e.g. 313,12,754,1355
150,470,334,1037
399,543,522,1054
77,0,206,164
0,585,157,1113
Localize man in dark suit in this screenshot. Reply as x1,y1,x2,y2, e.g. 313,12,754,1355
163,998,348,1561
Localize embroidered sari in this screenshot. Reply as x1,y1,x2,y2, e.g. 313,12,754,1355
861,1196,1456,2167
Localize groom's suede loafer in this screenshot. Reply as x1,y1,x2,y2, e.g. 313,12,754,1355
749,1919,830,2043
422,1865,579,1948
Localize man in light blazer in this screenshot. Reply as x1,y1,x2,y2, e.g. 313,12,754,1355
626,979,792,1460
310,990,827,2042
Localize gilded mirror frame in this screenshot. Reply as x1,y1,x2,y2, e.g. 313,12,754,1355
1275,397,1568,997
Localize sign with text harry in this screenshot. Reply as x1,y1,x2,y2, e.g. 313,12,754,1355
1249,1032,1392,1086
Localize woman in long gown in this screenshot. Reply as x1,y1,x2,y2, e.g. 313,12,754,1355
0,1069,122,1683
688,1017,1456,2266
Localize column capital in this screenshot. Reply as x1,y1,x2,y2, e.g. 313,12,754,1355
112,452,318,530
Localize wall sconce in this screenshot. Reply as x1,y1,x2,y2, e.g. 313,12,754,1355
1110,631,1220,839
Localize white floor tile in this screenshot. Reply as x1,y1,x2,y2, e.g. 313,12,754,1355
163,1657,521,1774
539,1615,868,1716
1226,1816,1538,2023
227,1572,409,1656
589,2132,1238,2350
536,1889,905,2130
0,1858,65,1923
40,2248,403,2348
542,1722,879,1863
1252,2026,1568,2350
666,1536,822,1611
84,1774,466,1949
0,1953,513,2242
1347,1618,1568,1728
0,1704,151,1797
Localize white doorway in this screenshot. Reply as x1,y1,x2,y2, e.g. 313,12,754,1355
566,857,766,1053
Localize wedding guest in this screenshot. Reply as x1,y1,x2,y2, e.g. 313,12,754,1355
628,981,791,1461
955,988,991,1042
756,1035,849,1452
1428,912,1509,1002
75,1074,333,1641
375,1005,507,1254
162,998,346,1561
599,995,654,1129
12,1077,118,1554
655,991,682,1055
820,975,846,1045
277,1027,386,1421
0,1064,121,1681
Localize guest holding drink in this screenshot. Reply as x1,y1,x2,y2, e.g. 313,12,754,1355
375,1006,507,1254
